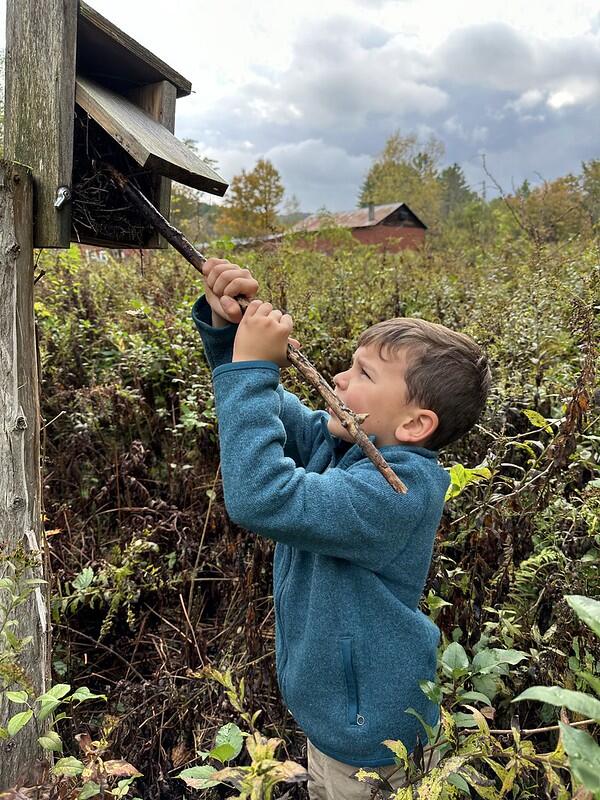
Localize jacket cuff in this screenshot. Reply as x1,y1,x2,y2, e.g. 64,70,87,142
191,294,237,337
213,361,280,379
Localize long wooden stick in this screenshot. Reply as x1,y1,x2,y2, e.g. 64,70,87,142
106,166,407,493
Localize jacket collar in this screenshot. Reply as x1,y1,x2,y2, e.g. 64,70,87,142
319,414,440,466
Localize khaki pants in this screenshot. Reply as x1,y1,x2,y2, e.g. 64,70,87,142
306,739,439,800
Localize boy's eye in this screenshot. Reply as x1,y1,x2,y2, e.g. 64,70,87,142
361,369,371,379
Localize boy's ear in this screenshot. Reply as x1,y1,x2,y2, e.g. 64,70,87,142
394,409,439,445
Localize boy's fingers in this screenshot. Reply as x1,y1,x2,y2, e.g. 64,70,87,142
220,296,243,320
244,299,263,317
205,261,242,289
223,276,259,298
268,309,283,320
255,302,273,316
212,268,246,296
281,313,293,332
288,337,301,349
202,257,230,276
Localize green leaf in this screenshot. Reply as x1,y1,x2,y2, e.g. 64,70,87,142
576,670,600,697
404,707,435,741
39,684,71,701
69,686,107,704
383,738,409,770
523,409,553,433
72,567,94,590
471,648,527,674
208,743,237,763
5,690,29,704
441,642,470,676
559,722,600,792
7,710,33,737
459,690,493,705
214,722,243,761
445,464,492,501
513,687,600,722
419,680,443,704
472,673,503,702
452,712,479,729
447,773,471,794
37,698,61,722
77,782,101,799
177,765,219,789
52,756,85,777
426,592,453,612
566,595,600,639
38,731,63,752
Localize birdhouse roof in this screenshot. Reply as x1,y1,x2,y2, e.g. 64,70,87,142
78,2,192,98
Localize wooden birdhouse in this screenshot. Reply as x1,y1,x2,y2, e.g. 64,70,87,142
4,0,228,249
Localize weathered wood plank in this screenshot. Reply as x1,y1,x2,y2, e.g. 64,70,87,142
127,81,177,248
4,0,78,248
76,77,228,196
79,1,192,98
0,162,48,788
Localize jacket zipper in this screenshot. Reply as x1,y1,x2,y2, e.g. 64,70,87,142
340,637,365,726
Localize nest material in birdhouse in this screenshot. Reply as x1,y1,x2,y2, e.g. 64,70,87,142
71,107,157,248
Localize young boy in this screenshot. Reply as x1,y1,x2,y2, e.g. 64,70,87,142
192,258,492,799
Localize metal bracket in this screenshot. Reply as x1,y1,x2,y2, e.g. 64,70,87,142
54,185,71,209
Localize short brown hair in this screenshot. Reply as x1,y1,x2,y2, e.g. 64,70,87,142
358,317,492,451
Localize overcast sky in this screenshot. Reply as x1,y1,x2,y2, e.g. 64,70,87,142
1,1,599,211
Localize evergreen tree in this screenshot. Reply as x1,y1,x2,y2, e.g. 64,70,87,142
438,164,476,220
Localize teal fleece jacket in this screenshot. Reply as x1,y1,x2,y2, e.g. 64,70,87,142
192,294,450,766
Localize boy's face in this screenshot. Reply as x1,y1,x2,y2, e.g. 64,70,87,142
327,344,439,449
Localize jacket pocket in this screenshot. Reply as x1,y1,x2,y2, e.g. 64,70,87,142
340,637,365,727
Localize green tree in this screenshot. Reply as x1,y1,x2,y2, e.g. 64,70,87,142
438,163,477,221
581,159,600,228
218,159,285,238
358,131,445,230
508,174,589,242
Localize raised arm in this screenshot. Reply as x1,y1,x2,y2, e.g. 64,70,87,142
212,360,434,570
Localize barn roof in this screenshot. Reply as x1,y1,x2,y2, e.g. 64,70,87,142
291,202,427,232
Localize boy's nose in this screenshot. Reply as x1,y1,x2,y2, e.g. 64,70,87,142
333,372,348,390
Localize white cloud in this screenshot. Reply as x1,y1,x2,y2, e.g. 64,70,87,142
1,0,598,212
264,139,372,211
548,90,577,110
508,89,545,112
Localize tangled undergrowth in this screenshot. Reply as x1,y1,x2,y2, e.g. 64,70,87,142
3,227,599,797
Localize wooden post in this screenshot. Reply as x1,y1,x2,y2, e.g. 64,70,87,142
4,0,78,248
0,161,49,788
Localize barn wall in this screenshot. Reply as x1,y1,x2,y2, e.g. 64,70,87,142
352,226,425,250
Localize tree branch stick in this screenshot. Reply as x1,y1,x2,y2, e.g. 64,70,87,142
106,165,407,493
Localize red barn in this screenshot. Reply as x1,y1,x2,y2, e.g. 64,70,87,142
291,202,427,250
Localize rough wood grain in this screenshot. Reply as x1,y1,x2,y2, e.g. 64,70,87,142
127,81,177,248
4,0,78,248
76,77,228,196
0,162,48,788
79,1,192,98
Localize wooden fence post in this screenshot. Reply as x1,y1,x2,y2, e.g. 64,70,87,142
0,160,49,789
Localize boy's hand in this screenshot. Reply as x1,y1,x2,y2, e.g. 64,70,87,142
202,258,259,325
233,300,299,367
